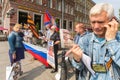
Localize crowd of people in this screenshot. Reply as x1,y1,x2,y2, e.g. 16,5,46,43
7,2,120,80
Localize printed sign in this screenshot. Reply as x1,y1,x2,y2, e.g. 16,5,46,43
47,40,55,68
60,29,74,49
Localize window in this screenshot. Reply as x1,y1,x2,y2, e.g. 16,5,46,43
70,7,73,15
58,1,61,11
56,0,61,11
76,16,79,21
31,0,34,2
47,0,52,8
65,5,68,13
63,20,66,29
55,18,60,28
80,17,82,22
77,5,79,11
36,0,42,5
34,14,42,30
56,0,58,10
68,21,72,31
18,11,28,27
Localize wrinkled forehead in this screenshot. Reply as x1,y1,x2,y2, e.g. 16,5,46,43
90,10,113,21
89,11,109,20
90,11,107,17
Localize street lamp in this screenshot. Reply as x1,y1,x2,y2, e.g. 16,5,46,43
85,0,86,24
6,7,15,18
60,1,68,80
61,0,64,29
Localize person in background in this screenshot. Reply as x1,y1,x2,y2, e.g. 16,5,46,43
69,3,120,80
43,25,54,68
27,29,33,44
50,25,60,73
66,22,89,80
45,24,52,42
8,23,25,75
40,26,51,48
23,29,29,42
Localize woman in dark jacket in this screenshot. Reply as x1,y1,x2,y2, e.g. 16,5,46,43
50,25,60,73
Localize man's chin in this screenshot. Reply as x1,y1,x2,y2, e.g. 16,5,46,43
94,32,105,37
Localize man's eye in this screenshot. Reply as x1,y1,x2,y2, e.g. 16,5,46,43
98,21,104,23
91,21,104,24
91,21,95,23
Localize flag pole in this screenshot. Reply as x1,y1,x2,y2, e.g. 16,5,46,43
60,0,67,80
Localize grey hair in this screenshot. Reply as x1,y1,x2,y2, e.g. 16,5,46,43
89,3,114,20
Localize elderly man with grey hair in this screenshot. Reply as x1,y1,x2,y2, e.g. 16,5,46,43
69,3,120,80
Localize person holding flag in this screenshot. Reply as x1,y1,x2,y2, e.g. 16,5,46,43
44,10,60,72
49,25,60,73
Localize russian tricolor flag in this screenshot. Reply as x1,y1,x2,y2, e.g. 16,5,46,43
23,42,49,67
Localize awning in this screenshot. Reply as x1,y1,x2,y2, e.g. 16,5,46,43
0,27,8,30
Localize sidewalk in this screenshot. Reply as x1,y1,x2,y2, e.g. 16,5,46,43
0,41,75,80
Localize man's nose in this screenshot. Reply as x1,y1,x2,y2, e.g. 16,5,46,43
94,23,100,28
74,29,77,32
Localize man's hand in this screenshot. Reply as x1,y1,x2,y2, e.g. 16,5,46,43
66,44,83,62
65,49,72,56
104,19,119,41
71,45,83,62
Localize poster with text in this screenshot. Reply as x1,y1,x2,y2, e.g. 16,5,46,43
47,40,55,68
60,29,74,49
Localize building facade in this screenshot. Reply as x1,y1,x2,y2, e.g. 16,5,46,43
2,0,95,32
74,0,95,27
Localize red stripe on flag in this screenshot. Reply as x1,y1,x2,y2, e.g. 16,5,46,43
27,50,49,67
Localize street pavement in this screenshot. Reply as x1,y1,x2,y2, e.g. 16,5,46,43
0,41,75,80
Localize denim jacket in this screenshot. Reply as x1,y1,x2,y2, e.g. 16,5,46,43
74,31,89,44
72,32,120,80
8,31,24,54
